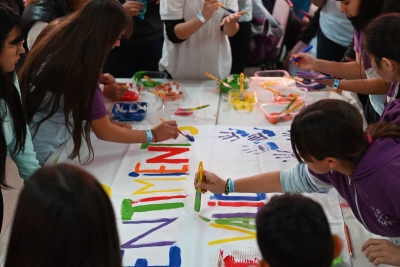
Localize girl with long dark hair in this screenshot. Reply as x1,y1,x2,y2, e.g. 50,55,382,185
20,0,179,166
0,3,40,230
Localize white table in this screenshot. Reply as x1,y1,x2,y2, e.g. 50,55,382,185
0,76,383,267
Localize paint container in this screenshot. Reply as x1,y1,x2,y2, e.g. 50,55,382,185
255,70,292,88
228,89,257,111
272,87,307,103
112,102,148,121
209,246,262,267
132,71,168,91
154,81,185,101
219,74,251,93
260,103,302,124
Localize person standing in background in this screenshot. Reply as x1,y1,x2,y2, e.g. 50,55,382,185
314,0,353,61
103,0,165,78
229,0,252,74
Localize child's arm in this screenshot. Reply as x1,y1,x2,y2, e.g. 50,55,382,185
220,10,247,37
317,77,391,95
292,52,367,80
194,164,331,194
90,115,179,143
172,0,219,40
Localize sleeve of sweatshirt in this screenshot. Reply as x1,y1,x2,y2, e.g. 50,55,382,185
280,163,334,193
2,78,41,180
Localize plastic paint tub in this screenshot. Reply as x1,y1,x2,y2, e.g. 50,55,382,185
112,102,148,121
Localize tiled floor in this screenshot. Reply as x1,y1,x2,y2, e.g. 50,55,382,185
2,158,24,234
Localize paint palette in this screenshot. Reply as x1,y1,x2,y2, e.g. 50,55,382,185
209,246,262,267
111,102,148,121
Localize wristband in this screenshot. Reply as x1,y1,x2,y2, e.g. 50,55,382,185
146,130,152,143
225,178,231,195
333,79,340,89
197,13,207,23
228,178,235,193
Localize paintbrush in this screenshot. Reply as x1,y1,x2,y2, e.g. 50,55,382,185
239,72,245,101
176,104,210,113
143,75,155,83
284,101,305,114
259,85,289,97
218,3,235,13
282,93,299,112
285,75,303,83
159,118,195,142
204,72,232,88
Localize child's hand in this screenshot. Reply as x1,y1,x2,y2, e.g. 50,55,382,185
103,82,128,100
194,170,226,194
99,72,115,85
153,120,179,142
202,0,219,20
290,52,318,70
361,238,400,266
123,1,143,16
220,10,247,26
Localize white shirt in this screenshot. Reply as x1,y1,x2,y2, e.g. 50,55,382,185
159,0,238,79
319,0,353,47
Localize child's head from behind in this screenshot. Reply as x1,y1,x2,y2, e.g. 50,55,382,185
5,164,121,267
363,13,400,83
290,99,368,174
256,194,342,267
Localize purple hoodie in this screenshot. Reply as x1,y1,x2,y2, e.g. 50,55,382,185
380,82,400,124
309,137,400,237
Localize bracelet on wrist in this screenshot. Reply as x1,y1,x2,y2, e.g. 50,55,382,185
225,178,230,195
145,130,153,143
197,13,207,23
333,79,340,89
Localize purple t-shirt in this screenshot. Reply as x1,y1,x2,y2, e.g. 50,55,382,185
87,85,108,120
380,82,400,124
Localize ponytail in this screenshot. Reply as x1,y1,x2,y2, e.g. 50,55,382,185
366,122,400,141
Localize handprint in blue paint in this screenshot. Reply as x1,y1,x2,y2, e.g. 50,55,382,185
242,142,279,154
273,150,295,162
218,131,241,142
282,130,290,140
228,128,250,137
253,127,276,137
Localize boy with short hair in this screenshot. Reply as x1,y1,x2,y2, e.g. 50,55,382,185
256,194,342,267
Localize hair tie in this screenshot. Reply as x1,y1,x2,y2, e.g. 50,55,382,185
366,134,373,144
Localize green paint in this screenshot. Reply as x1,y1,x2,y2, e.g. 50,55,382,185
140,143,192,149
332,255,342,267
214,218,256,230
53,157,60,164
198,215,211,222
121,199,184,221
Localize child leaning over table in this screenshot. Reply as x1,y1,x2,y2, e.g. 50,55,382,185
159,0,246,79
195,99,400,267
256,194,342,267
363,13,400,125
19,0,179,166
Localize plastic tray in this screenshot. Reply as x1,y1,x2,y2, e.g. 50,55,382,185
219,74,251,93
111,102,148,121
153,81,184,101
260,103,302,124
273,87,307,102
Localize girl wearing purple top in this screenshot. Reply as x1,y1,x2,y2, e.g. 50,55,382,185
363,13,400,125
19,0,179,166
195,99,400,266
292,0,392,125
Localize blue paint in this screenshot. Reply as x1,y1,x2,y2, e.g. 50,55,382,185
266,142,279,150
133,259,149,267
123,246,181,267
129,172,140,177
254,142,260,144
210,193,266,201
169,246,181,267
254,127,276,137
228,128,250,137
318,190,329,194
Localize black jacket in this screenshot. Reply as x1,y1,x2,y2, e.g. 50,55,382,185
22,0,70,30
